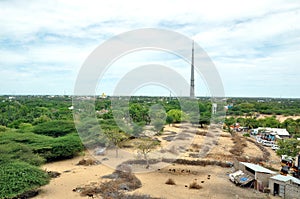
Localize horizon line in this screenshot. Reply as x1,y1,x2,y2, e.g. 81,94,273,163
1,94,300,99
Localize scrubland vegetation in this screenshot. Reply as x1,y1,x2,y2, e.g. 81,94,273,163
0,95,300,198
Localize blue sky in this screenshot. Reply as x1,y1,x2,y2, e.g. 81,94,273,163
0,0,300,98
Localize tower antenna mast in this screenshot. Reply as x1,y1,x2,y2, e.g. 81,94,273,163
190,41,195,98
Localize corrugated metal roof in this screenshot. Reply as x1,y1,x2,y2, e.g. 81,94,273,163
256,127,290,136
240,162,276,174
270,174,300,185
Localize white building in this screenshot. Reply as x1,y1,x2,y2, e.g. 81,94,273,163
252,127,290,139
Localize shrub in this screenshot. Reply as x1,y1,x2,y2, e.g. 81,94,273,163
0,161,50,199
33,134,84,162
0,131,84,162
79,165,142,198
189,181,202,189
165,178,176,185
0,143,45,166
33,120,76,137
0,125,7,132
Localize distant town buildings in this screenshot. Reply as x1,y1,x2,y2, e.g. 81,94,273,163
251,127,290,139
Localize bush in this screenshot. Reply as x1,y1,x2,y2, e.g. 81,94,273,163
33,134,84,162
0,131,84,162
0,161,50,199
0,143,45,166
79,165,142,198
165,178,176,185
0,125,7,132
189,181,202,189
33,120,76,137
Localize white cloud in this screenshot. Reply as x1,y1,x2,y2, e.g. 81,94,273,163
0,0,299,96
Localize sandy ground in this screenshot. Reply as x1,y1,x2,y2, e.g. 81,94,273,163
34,155,114,199
34,124,282,199
134,165,270,199
35,159,272,199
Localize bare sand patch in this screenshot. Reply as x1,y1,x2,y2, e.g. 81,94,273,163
34,155,114,199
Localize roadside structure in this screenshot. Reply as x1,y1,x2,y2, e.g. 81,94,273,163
269,174,300,198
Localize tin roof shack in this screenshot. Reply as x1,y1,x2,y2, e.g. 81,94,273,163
238,162,276,192
252,128,290,139
269,175,300,198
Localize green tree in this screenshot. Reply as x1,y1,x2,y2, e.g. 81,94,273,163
189,113,200,126
136,138,160,169
166,115,174,126
276,139,300,157
104,129,127,158
167,109,188,123
131,123,144,137
152,119,164,134
224,117,235,133
198,111,211,128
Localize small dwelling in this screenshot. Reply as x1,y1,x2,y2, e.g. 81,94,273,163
237,162,276,191
271,128,290,139
251,127,290,139
269,174,300,198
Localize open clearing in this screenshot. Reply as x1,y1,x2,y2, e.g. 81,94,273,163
35,124,281,199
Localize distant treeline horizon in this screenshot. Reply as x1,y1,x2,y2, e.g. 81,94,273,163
1,94,300,100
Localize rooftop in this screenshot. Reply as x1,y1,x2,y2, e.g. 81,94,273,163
270,175,300,185
257,127,290,136
240,162,276,174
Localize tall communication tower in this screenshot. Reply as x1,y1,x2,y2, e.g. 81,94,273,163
190,41,195,98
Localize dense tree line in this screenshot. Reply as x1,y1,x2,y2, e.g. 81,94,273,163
0,96,73,128
226,97,300,116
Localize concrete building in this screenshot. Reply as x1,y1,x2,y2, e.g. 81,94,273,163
238,162,276,191
269,174,300,198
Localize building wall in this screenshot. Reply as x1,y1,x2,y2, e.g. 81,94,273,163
269,179,286,196
285,183,300,199
256,172,273,191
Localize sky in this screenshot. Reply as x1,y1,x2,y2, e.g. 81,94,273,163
0,0,300,98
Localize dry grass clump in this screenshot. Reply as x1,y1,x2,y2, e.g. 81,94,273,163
246,138,270,162
191,143,201,149
229,134,248,156
165,178,176,185
196,131,207,136
47,171,61,178
220,133,231,137
77,158,100,166
189,181,202,189
77,164,142,198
